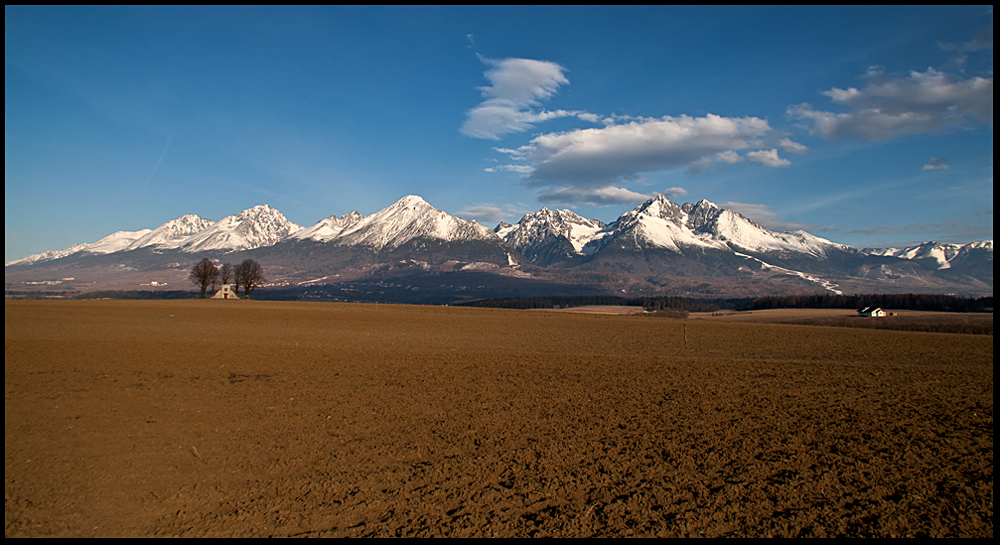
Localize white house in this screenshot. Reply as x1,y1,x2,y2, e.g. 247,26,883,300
857,306,886,317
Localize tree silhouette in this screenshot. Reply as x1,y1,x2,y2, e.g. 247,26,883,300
220,262,234,285
234,259,265,299
189,258,220,298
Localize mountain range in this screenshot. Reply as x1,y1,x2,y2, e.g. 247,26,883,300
5,195,993,302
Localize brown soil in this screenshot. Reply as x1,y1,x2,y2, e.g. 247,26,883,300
5,300,993,537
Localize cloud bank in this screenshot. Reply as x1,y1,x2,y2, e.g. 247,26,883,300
456,202,528,225
537,186,653,207
789,67,993,141
462,58,800,208
518,114,791,186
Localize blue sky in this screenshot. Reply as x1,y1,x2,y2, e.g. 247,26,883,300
5,6,993,262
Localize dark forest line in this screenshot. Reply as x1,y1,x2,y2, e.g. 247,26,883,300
457,294,994,313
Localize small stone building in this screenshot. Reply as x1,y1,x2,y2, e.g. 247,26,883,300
212,284,240,300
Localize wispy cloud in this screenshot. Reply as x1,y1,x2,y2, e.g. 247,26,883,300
789,67,993,141
484,164,533,174
141,133,173,198
460,57,587,140
921,157,950,171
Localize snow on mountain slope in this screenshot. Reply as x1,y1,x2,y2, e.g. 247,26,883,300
601,195,725,253
291,211,364,242
864,240,993,269
85,229,155,254
180,204,302,252
5,243,92,267
601,194,848,258
5,228,154,266
334,195,498,250
501,208,609,255
126,214,215,250
494,221,517,240
701,209,847,256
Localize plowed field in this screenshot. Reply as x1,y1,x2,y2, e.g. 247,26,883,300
5,300,993,537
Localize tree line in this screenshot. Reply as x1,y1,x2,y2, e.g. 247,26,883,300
730,293,993,313
458,293,992,313
189,258,266,299
456,295,721,312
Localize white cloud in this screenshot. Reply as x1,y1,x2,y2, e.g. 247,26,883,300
789,67,993,141
521,114,787,186
715,150,743,164
484,164,533,174
921,157,950,171
779,138,809,154
746,149,791,167
464,58,804,206
538,186,652,207
457,203,528,225
461,57,581,140
663,187,688,199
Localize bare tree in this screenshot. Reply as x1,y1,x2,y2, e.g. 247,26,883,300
220,262,234,285
189,258,220,298
234,258,265,299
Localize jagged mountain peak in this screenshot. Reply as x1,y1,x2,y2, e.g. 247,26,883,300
180,204,302,252
292,211,365,242
334,195,498,250
626,194,688,225
598,194,851,258
515,207,602,226
682,199,722,230
501,207,610,263
388,194,432,211
127,214,215,250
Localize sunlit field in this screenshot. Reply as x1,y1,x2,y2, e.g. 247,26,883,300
5,300,993,537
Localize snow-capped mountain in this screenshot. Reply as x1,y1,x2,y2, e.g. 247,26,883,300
5,193,993,299
178,205,301,253
80,228,155,255
498,208,608,265
5,206,297,266
4,228,156,267
865,241,994,270
127,214,215,251
332,195,499,250
4,243,93,267
291,211,365,243
591,195,849,259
